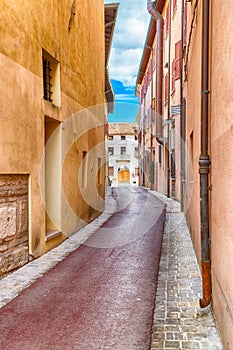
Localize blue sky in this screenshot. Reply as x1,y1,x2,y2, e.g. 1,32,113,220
105,1,150,122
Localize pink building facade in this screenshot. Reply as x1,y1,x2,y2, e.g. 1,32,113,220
137,0,233,347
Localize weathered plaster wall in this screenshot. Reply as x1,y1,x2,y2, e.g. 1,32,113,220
185,1,233,347
0,0,105,272
184,1,202,262
0,175,29,276
210,1,233,348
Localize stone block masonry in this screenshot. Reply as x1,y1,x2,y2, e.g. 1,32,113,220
0,175,29,277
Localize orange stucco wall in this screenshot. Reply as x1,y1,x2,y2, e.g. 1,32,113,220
184,0,202,262
0,0,105,265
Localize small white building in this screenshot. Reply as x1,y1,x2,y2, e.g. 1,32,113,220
108,123,139,185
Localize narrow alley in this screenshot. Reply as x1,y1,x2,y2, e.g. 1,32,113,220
1,1,232,348
0,186,165,350
0,186,223,349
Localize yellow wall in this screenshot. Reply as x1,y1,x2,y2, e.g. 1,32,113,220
0,0,105,261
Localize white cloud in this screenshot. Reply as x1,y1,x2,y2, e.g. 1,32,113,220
108,47,143,86
114,17,149,50
105,0,150,87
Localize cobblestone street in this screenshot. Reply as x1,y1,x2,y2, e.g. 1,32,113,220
149,191,223,350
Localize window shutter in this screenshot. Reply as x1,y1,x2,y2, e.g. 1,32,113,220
183,2,187,47
171,149,176,179
140,85,143,104
145,72,148,92
153,46,156,70
166,3,170,35
173,0,177,13
149,60,152,81
175,40,181,80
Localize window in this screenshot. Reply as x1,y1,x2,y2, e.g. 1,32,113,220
82,151,87,187
97,157,102,184
108,135,113,140
108,166,114,176
43,58,52,102
190,131,193,165
108,147,114,155
42,50,61,106
171,149,176,179
121,147,126,155
158,145,162,165
121,135,126,140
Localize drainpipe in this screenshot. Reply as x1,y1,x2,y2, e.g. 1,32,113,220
167,0,172,198
199,0,211,308
180,0,185,211
142,93,146,186
150,47,154,189
147,0,164,145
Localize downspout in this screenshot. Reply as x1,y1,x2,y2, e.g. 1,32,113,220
150,47,154,189
142,93,146,186
180,0,185,211
147,0,164,145
199,0,211,308
167,0,172,198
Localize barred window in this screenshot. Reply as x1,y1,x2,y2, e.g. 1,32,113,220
42,50,61,107
43,58,53,102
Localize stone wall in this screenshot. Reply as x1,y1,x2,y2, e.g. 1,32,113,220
0,175,29,277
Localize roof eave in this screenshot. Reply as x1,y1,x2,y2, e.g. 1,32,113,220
135,0,166,93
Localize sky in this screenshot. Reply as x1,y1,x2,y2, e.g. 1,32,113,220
105,0,150,123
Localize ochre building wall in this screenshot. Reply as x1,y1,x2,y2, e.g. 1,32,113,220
0,0,105,275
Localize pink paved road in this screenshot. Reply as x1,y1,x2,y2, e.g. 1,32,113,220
0,186,165,350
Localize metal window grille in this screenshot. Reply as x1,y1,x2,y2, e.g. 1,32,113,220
43,58,53,102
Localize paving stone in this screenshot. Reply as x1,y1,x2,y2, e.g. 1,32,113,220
149,190,223,350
